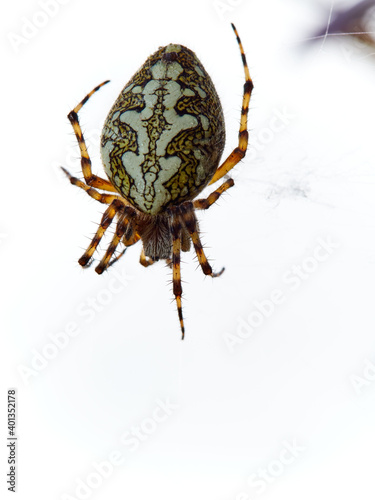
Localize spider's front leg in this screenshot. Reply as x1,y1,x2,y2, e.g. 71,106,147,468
208,23,253,185
66,80,118,193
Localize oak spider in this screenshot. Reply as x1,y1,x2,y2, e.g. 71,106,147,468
62,23,253,339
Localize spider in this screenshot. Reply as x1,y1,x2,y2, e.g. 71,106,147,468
62,23,253,339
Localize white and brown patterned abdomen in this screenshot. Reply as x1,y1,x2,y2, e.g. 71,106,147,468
100,44,225,215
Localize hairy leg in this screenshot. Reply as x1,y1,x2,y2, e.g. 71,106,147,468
180,203,224,278
61,167,121,205
95,206,136,274
170,212,185,339
78,199,125,267
209,24,253,185
67,80,118,192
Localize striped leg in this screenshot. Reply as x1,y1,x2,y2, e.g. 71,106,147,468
107,230,141,269
107,248,127,269
193,178,234,211
78,199,125,267
180,203,224,278
61,167,121,205
171,213,185,339
67,80,118,193
209,23,253,185
95,207,136,274
140,249,155,267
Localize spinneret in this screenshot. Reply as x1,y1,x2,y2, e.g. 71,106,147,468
62,24,253,338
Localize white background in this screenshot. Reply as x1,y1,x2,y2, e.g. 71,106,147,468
2,0,375,499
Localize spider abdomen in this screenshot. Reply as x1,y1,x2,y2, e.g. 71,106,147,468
100,43,226,216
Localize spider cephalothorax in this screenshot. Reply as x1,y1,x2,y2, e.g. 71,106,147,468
62,24,253,338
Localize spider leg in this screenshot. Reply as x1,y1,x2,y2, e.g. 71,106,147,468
140,249,156,268
107,248,127,269
61,167,122,205
96,206,136,274
209,24,253,185
180,203,224,278
107,226,141,269
124,231,141,247
193,178,234,211
67,80,118,193
78,199,125,267
171,212,185,339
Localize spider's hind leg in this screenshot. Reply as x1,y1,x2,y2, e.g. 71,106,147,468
140,249,156,268
78,199,125,268
95,206,137,274
179,203,224,278
100,213,141,270
107,248,127,269
170,209,185,339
